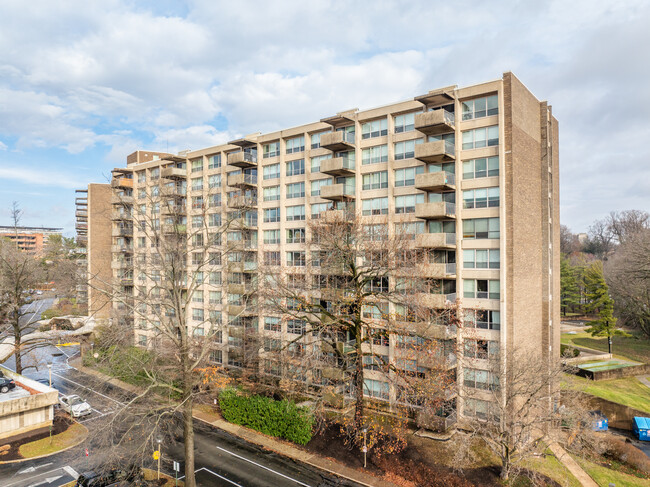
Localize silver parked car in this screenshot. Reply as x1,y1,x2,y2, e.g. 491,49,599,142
59,394,92,417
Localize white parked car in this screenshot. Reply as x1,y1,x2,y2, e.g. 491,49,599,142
59,394,92,418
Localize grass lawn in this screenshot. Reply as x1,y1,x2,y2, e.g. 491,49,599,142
19,423,87,458
523,452,582,487
564,374,650,413
573,455,650,487
562,330,650,364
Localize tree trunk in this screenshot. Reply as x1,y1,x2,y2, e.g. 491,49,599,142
183,367,196,487
353,332,364,433
13,320,22,375
500,447,510,480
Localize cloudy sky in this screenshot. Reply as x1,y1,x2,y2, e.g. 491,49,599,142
0,0,648,235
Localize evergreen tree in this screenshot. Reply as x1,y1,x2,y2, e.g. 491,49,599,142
583,261,630,354
560,255,580,316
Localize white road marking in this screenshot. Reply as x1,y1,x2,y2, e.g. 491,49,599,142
216,446,313,487
51,371,126,406
5,469,67,487
195,467,244,487
63,466,79,479
17,463,52,475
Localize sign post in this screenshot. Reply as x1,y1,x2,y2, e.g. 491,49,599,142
173,461,180,486
85,448,89,470
153,450,160,480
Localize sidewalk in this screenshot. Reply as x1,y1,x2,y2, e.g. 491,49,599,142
546,440,598,487
73,361,399,487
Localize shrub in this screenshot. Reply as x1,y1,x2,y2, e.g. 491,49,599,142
41,309,62,320
218,388,313,445
561,344,580,357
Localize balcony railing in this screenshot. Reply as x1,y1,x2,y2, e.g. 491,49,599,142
415,140,455,163
161,167,186,179
227,173,258,187
415,233,456,249
320,183,355,201
320,131,355,151
414,109,455,136
228,150,258,168
415,201,456,220
414,171,456,192
320,156,355,176
111,177,134,189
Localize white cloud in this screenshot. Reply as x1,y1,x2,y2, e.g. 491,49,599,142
0,167,87,189
0,141,7,151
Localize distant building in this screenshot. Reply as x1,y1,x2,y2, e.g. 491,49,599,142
0,226,62,254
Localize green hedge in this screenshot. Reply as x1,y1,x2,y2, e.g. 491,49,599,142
219,388,313,445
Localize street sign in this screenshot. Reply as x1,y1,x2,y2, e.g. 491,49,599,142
85,448,89,457
153,450,160,460
173,461,180,472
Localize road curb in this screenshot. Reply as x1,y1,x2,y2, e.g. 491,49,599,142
0,423,89,465
192,412,400,487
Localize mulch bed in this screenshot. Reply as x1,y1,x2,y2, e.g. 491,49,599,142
0,411,74,461
304,423,562,487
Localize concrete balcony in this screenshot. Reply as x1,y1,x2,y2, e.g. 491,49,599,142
415,140,455,163
415,202,456,220
111,245,133,254
227,196,257,209
111,177,134,189
421,292,457,308
416,262,457,277
111,226,133,237
320,157,355,176
161,204,186,216
111,211,132,221
320,131,355,151
161,185,187,198
161,167,186,180
227,150,258,168
111,260,132,270
320,183,355,201
227,304,255,316
111,194,134,205
427,323,458,340
415,233,456,249
227,283,255,295
415,171,456,192
227,173,257,188
414,109,455,136
161,223,187,234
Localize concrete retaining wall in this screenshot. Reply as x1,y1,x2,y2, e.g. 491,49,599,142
577,363,650,381
578,392,650,430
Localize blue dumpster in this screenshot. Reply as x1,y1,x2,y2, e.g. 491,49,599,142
590,410,608,431
633,416,649,441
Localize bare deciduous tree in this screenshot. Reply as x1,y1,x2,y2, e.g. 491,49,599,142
258,208,460,450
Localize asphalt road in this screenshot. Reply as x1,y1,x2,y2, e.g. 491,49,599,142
0,348,361,487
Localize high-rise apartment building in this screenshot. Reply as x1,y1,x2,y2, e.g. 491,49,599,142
0,226,62,254
93,72,559,427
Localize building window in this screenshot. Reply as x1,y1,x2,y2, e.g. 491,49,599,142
264,316,281,332
464,339,499,359
208,154,221,169
394,194,424,214
208,213,221,227
263,229,280,244
394,112,416,133
363,378,389,400
286,205,305,221
395,221,424,239
394,166,424,186
310,154,331,173
191,177,203,191
463,156,499,179
210,350,222,364
209,194,221,207
394,139,422,160
461,95,498,120
192,215,203,228
192,308,204,321
263,163,280,180
463,217,500,239
209,272,222,285
263,185,280,201
191,158,203,173
286,251,306,267
263,207,281,223
463,249,500,269
209,291,222,304
464,368,500,391
311,178,331,196
287,319,305,334
311,202,329,219
362,171,388,190
208,174,221,188
137,171,146,184
462,126,499,150
362,197,388,216
371,328,390,346
286,158,305,176
361,118,388,139
150,167,160,180
138,335,147,347
286,136,305,154
362,145,388,165
464,309,500,330
463,187,500,209
286,182,305,199
463,279,500,300
263,142,280,158
286,228,306,244
264,251,281,266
